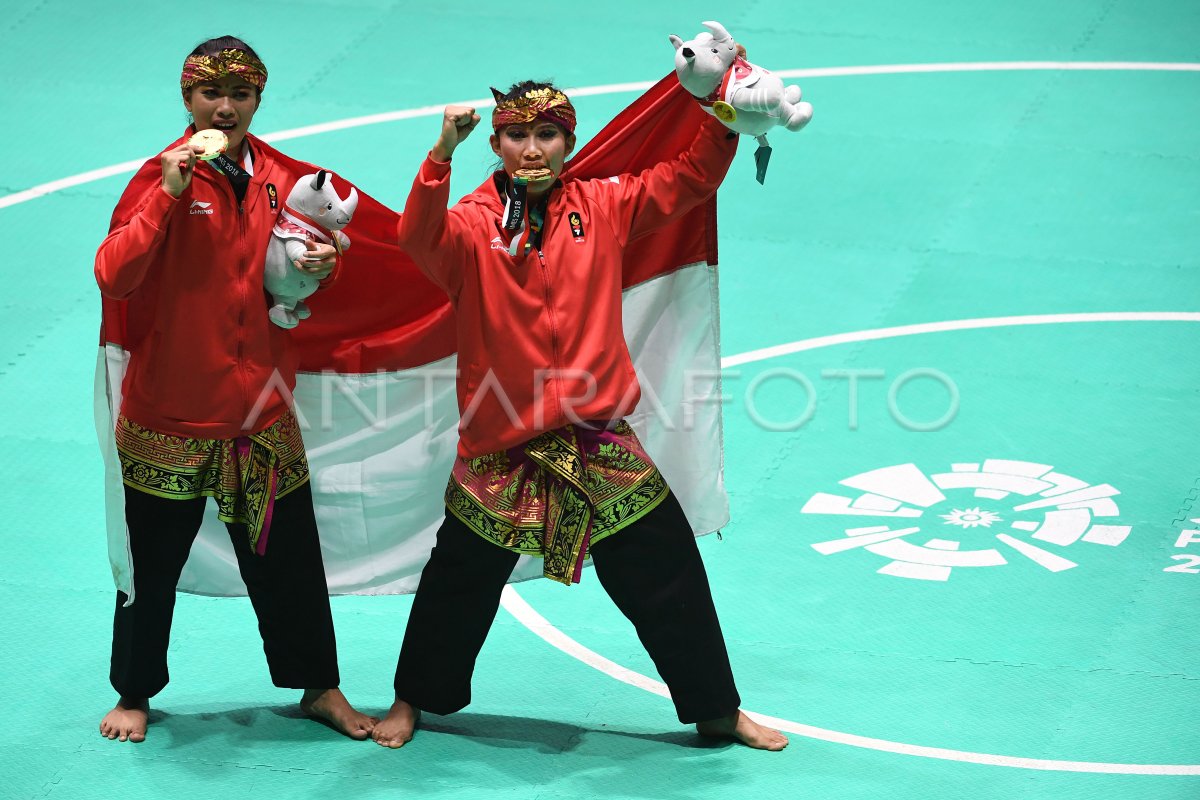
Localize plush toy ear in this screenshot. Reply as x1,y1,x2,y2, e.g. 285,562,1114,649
669,34,683,51
311,170,328,190
490,86,506,104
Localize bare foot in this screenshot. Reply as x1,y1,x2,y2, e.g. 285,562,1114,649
696,710,789,751
371,698,420,749
300,688,378,740
99,696,149,743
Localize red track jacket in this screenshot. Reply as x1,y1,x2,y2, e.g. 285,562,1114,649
96,132,339,438
397,115,737,458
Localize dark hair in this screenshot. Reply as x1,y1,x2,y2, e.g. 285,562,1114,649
188,36,265,96
498,79,560,102
488,79,571,173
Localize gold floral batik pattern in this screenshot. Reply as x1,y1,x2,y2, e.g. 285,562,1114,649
115,411,309,554
446,420,669,585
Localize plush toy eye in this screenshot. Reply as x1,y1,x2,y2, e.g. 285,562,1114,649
711,48,718,53
327,203,333,210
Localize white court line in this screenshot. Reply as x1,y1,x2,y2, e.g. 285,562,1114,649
504,586,1195,775
722,312,1200,367
505,311,1200,775
2,60,1198,211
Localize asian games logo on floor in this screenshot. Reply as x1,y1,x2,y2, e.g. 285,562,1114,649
800,460,1132,581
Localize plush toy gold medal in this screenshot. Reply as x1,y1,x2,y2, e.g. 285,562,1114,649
712,101,737,123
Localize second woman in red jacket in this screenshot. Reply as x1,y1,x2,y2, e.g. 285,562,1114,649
373,81,788,752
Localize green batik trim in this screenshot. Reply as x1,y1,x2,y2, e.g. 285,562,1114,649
214,467,310,526
590,473,670,547
542,479,594,584
445,478,546,555
444,467,671,562
119,456,222,499
526,428,596,583
120,445,309,525
122,469,311,516
527,429,588,492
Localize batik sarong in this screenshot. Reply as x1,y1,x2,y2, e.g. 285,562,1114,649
114,410,309,555
445,419,669,585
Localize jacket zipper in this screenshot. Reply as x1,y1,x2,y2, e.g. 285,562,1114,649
213,166,251,425
536,208,561,425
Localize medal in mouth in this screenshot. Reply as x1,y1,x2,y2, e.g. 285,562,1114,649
513,167,554,185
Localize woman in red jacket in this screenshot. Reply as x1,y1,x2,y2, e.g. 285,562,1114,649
95,36,375,743
373,81,788,751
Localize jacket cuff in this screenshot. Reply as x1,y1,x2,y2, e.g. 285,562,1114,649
420,153,452,181
141,185,180,231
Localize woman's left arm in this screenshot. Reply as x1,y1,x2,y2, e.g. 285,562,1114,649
593,114,738,246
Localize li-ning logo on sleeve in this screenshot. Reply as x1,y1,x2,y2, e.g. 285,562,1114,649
189,200,214,216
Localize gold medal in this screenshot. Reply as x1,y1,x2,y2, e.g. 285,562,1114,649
513,167,554,185
712,101,737,124
187,129,229,161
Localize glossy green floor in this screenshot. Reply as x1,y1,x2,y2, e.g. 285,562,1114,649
2,1,1198,798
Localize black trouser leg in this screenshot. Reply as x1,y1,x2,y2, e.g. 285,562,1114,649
110,487,206,699
393,513,519,714
224,482,340,689
590,491,741,723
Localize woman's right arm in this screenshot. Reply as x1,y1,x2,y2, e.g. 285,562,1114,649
396,106,480,295
95,142,202,299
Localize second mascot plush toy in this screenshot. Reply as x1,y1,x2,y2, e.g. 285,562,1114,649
264,170,357,329
670,20,813,183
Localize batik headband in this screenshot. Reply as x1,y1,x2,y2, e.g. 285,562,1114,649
490,86,576,134
180,49,268,93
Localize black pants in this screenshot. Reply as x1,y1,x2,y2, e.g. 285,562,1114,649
110,482,340,698
393,491,741,723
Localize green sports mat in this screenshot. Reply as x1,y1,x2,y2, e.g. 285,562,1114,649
1,1,1197,797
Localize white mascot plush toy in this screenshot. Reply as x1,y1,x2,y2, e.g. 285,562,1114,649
669,20,812,183
264,170,357,328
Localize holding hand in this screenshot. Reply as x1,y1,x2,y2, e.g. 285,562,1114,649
431,105,480,162
292,239,337,279
160,143,205,198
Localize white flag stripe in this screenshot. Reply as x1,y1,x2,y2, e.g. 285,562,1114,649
100,263,728,597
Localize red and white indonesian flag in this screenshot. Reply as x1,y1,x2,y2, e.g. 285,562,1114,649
97,75,730,597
